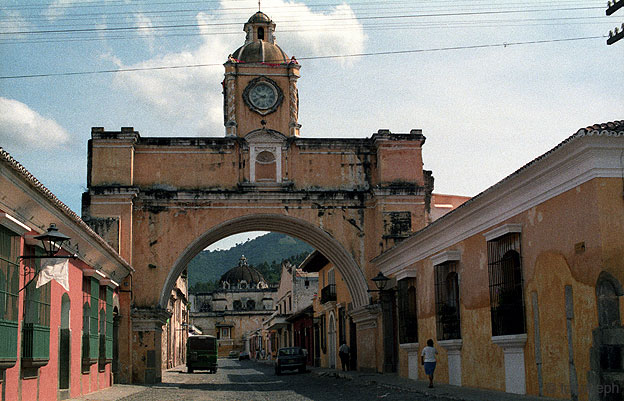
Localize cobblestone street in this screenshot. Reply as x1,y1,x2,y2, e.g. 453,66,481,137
71,358,563,401
115,358,421,401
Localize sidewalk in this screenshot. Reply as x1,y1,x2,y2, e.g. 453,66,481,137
306,364,561,401
69,360,562,401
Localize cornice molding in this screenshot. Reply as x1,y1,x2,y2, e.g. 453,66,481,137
374,134,624,275
0,212,31,235
483,224,522,242
430,250,462,266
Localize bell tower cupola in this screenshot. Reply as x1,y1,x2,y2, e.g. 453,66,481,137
223,11,301,138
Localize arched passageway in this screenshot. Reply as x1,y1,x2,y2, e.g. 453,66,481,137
160,214,369,310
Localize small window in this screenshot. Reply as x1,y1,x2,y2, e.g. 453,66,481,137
257,27,264,40
255,151,276,182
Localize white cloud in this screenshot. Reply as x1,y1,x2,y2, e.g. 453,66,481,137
109,0,366,136
45,0,80,21
0,9,33,35
134,13,156,52
0,98,71,149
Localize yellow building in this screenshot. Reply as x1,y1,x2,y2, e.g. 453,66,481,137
374,121,624,400
301,251,357,370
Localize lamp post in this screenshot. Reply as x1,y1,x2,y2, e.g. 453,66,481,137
20,223,76,259
19,223,77,292
368,271,396,373
370,272,390,292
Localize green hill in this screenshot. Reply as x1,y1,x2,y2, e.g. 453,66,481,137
187,232,313,293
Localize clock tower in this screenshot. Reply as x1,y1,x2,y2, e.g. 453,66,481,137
223,11,301,138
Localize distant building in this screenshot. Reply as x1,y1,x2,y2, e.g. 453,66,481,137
190,256,276,356
264,258,318,357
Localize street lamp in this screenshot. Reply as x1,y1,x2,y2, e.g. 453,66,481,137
20,223,75,259
369,271,390,293
19,223,76,292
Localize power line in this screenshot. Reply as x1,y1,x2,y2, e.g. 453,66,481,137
0,18,613,45
0,7,603,35
0,35,604,80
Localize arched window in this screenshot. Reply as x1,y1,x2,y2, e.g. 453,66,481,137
398,279,418,344
255,151,276,181
435,262,461,340
597,274,622,328
257,27,264,40
488,233,526,336
233,300,242,311
246,299,256,310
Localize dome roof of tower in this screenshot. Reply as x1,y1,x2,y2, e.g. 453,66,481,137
219,256,266,287
248,11,272,24
231,41,289,64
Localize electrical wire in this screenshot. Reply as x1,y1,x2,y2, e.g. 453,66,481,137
0,35,604,80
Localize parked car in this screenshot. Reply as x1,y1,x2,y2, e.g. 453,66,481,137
239,351,250,360
274,347,306,375
228,350,239,359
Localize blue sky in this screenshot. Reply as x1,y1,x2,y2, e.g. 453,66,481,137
1,0,622,250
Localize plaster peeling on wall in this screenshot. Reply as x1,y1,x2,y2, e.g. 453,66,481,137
479,251,487,271
528,207,536,226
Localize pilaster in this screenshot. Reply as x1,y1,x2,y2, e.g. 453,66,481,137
131,308,171,384
349,305,381,372
439,338,463,386
492,334,527,395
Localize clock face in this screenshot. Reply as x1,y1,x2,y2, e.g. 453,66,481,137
249,83,277,110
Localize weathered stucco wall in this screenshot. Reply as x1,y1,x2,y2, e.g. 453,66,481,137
393,177,624,400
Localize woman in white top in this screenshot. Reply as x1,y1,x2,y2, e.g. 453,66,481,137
420,338,438,388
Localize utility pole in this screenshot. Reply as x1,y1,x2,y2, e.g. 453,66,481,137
606,0,624,44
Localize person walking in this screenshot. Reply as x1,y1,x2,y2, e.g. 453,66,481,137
339,342,350,371
421,339,438,388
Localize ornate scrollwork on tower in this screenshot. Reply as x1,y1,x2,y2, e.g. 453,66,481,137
289,77,298,124
225,76,237,136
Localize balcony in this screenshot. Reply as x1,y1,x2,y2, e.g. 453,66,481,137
320,284,336,304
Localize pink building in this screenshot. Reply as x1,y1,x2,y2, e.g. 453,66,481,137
0,148,133,401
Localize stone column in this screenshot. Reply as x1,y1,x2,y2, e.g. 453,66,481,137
492,334,527,394
439,339,463,386
349,305,381,372
131,308,171,384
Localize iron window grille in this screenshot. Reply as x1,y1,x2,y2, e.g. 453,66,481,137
0,226,20,368
320,284,336,304
22,246,51,370
487,233,526,336
435,261,461,341
397,279,418,344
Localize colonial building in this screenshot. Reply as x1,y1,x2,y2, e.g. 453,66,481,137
161,274,188,370
302,251,356,370
190,256,276,356
0,149,133,401
264,259,318,358
373,121,624,401
83,10,433,382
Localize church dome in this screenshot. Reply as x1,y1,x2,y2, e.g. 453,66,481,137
248,11,271,24
219,256,267,289
232,42,289,64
